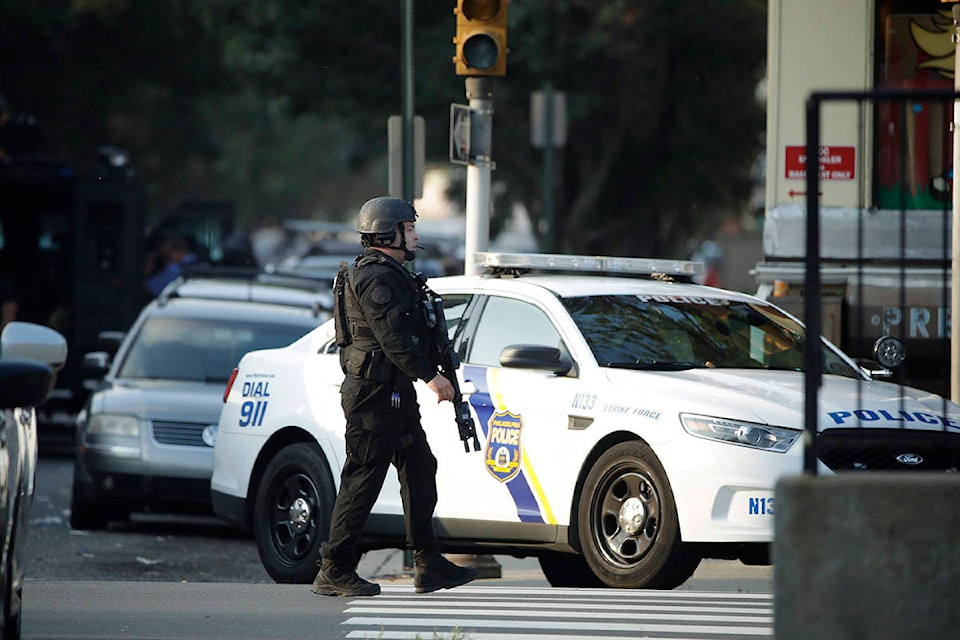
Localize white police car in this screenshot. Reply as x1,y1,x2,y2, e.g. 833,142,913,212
210,252,960,589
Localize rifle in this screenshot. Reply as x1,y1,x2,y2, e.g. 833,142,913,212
418,276,481,453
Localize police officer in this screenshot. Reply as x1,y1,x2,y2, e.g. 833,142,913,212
312,196,478,597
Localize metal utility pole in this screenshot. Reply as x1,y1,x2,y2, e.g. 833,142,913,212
452,0,507,274
531,85,567,253
402,0,415,203
402,0,415,572
463,78,494,275
952,3,960,402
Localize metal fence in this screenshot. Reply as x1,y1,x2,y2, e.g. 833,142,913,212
803,88,959,474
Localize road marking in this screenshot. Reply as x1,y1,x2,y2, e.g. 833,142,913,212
343,586,773,639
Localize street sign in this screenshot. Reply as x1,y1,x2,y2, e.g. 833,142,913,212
387,115,424,199
530,89,567,148
784,145,856,180
450,104,472,165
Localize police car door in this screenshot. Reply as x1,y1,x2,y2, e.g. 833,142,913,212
421,292,578,536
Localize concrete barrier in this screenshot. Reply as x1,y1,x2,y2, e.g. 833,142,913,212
774,473,960,639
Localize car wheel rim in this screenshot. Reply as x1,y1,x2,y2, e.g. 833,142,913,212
592,466,661,567
268,470,320,564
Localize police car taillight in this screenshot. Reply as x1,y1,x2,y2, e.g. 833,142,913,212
475,251,704,278
223,367,239,403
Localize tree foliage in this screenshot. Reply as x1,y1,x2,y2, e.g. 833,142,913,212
0,0,765,256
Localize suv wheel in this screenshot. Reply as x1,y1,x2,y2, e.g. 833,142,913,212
69,465,109,531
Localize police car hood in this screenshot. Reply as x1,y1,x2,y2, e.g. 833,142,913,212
603,368,960,432
91,379,225,425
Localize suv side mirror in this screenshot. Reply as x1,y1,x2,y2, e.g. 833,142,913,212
82,352,112,382
96,331,126,358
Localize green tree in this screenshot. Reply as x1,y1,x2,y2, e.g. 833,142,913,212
500,0,767,256
0,0,766,256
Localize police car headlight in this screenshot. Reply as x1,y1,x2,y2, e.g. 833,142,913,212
87,413,140,438
680,414,800,453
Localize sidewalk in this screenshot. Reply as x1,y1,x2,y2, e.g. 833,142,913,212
357,549,550,588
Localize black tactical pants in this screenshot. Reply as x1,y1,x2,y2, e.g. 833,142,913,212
320,376,439,567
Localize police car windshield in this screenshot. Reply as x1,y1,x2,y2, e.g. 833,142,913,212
562,294,860,377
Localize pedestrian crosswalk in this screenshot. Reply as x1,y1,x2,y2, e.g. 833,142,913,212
342,585,773,639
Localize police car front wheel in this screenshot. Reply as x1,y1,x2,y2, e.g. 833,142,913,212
253,443,336,584
577,440,701,589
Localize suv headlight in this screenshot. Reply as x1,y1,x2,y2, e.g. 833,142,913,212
87,413,140,437
680,413,800,453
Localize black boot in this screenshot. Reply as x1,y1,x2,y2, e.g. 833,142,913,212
413,550,479,594
311,559,380,597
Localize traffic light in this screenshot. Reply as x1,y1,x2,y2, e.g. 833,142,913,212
453,0,508,77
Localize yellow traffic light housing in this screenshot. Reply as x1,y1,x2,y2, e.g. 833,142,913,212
454,0,508,77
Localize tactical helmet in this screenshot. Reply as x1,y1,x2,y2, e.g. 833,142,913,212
356,197,417,238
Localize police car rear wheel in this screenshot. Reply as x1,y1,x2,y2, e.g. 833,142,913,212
578,440,701,589
254,443,335,584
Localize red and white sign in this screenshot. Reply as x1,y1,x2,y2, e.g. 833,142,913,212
784,145,856,181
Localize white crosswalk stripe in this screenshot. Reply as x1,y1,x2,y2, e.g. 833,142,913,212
343,585,773,639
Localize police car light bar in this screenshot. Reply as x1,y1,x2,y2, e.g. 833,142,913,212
474,252,705,278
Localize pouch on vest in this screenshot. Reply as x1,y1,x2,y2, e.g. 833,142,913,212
342,345,367,377
333,261,351,348
342,346,396,383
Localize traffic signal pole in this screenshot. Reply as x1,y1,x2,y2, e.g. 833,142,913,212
952,3,960,403
464,77,494,275
452,0,506,275
402,0,415,203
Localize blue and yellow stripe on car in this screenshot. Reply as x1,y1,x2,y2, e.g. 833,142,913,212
464,365,556,525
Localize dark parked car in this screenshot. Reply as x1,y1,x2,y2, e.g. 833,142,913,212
0,321,68,639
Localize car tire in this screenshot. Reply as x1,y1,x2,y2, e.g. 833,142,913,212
3,498,22,640
254,443,335,584
537,551,604,588
69,469,109,531
577,440,701,589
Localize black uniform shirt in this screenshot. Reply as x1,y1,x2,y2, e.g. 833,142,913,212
350,249,437,384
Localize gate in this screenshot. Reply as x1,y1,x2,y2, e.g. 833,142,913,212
802,87,960,473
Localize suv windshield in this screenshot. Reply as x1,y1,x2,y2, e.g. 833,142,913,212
117,316,310,382
562,294,860,378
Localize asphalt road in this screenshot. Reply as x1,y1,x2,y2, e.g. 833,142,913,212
26,452,773,589
26,453,272,583
24,450,774,639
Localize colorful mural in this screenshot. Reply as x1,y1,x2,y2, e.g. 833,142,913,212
877,9,953,209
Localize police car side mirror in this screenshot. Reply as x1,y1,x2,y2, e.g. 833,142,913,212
499,344,574,376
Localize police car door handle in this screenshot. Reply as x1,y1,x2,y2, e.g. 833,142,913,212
460,381,477,396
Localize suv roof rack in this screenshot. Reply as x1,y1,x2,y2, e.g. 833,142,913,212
158,268,333,317
173,264,333,292
474,252,704,281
